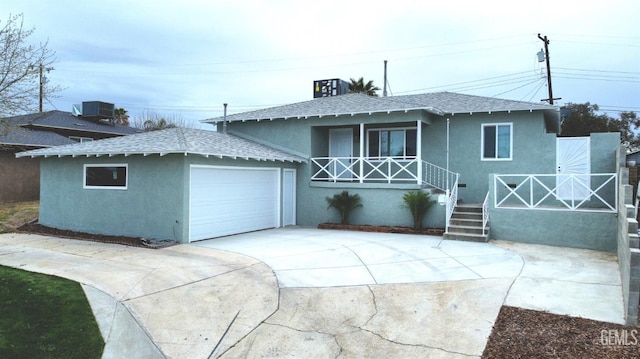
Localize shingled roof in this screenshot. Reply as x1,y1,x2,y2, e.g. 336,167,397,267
203,92,559,123
7,110,140,136
0,126,75,147
16,127,307,163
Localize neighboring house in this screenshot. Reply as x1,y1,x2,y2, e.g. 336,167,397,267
16,92,622,249
1,109,139,202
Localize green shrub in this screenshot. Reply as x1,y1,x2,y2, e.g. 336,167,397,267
402,190,435,230
326,191,362,225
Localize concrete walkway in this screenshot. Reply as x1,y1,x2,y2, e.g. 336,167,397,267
0,228,626,358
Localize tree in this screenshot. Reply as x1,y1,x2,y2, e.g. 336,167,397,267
113,108,130,126
0,14,60,117
132,109,192,131
561,102,640,149
348,77,380,96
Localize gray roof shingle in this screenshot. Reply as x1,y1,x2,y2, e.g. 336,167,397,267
5,110,140,135
16,127,307,163
0,126,76,147
203,92,559,123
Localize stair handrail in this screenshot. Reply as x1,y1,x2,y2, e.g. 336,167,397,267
445,173,459,233
423,161,458,192
482,191,490,234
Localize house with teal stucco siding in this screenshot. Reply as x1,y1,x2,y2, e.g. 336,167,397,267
17,91,622,249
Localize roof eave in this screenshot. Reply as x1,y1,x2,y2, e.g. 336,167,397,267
17,150,308,163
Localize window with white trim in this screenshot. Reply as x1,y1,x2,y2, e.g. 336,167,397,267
482,123,512,160
69,136,94,143
367,128,417,158
84,164,128,189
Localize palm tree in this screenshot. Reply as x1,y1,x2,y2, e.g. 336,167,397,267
113,108,130,126
326,191,363,225
349,77,380,96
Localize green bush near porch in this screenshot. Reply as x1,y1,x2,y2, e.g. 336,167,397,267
402,190,436,231
326,191,363,225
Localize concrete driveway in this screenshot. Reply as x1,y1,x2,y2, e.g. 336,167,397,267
0,228,626,358
193,227,523,287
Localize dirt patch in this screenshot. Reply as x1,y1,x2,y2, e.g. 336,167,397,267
482,306,639,358
17,222,177,249
0,201,39,233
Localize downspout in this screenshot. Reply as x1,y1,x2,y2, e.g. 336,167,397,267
222,103,228,134
446,117,450,192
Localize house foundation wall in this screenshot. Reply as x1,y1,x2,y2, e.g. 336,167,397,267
487,203,617,251
298,184,446,229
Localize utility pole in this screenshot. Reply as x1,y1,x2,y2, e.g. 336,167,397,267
39,64,44,112
537,33,561,105
39,64,53,112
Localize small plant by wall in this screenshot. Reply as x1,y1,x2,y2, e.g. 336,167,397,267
402,190,435,231
326,191,362,225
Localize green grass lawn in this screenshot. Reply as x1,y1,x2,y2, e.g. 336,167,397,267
0,265,104,359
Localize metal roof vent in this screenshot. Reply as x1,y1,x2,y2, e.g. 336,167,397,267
72,104,82,116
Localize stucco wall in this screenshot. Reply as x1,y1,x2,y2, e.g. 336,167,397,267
299,183,446,228
423,111,557,204
39,155,186,241
487,132,622,251
0,150,40,203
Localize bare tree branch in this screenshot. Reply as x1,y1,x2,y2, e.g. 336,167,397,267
0,13,61,117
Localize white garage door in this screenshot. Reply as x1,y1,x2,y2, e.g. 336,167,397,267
189,166,280,242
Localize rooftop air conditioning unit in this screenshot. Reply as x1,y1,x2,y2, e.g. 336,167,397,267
81,101,115,119
313,79,350,98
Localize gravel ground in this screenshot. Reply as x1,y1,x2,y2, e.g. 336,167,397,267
16,222,640,358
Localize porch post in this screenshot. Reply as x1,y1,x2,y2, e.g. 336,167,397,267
417,120,422,185
359,123,365,183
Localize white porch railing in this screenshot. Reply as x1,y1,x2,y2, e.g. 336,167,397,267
311,157,420,183
494,173,617,212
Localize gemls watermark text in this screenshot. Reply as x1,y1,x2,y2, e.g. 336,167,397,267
600,329,639,346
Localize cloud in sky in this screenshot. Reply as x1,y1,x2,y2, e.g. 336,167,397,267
3,0,639,127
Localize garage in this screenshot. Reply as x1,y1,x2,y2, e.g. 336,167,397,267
189,166,281,242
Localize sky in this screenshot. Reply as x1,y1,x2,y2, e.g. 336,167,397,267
2,0,639,129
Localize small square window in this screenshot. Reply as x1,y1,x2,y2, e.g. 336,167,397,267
84,164,127,189
482,123,512,160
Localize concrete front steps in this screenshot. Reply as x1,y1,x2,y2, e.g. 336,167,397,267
443,204,489,242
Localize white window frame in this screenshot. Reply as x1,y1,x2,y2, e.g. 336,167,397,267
366,127,418,159
83,164,128,190
481,123,513,161
69,136,94,143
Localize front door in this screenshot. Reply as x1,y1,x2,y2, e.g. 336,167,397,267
556,137,591,200
329,128,353,179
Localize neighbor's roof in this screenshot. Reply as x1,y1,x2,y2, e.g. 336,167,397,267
0,125,75,147
16,127,307,162
5,110,140,136
203,92,559,123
